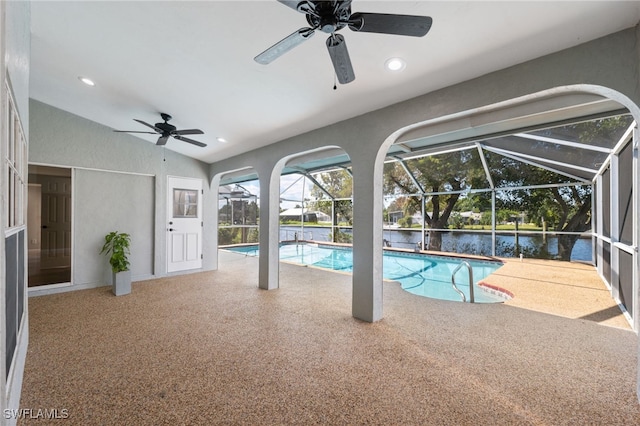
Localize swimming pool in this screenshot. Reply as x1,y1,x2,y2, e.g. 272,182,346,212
223,243,508,303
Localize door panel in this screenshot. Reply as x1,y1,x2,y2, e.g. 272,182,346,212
171,234,186,263
40,177,72,269
186,233,199,261
167,177,203,272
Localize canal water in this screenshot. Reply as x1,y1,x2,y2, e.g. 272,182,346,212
279,226,592,262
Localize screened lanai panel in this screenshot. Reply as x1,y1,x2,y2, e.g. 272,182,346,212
482,135,608,173
383,162,420,194
602,241,611,284
310,169,353,199
619,250,633,318
528,115,633,150
518,157,595,181
618,141,633,245
400,148,490,193
483,151,581,187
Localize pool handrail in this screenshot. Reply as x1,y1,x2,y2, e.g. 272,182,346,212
451,261,475,303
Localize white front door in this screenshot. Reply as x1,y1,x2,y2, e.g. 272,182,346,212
167,177,203,273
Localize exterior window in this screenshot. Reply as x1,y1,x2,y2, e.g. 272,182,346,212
4,87,26,230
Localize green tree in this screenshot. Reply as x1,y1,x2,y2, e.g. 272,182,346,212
307,170,353,225
449,212,465,229
455,193,490,213
308,170,352,202
397,216,413,228
479,211,492,226
490,149,591,260
383,150,487,250
487,114,633,260
497,182,591,260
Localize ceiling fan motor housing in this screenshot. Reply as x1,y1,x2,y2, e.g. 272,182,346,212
156,113,176,133
306,1,351,33
155,122,176,133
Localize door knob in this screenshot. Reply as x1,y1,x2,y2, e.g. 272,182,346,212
169,228,175,232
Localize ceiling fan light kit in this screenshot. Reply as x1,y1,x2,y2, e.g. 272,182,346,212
254,0,432,84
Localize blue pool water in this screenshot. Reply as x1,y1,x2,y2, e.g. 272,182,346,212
224,244,505,303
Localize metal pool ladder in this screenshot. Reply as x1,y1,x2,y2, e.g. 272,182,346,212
451,261,475,303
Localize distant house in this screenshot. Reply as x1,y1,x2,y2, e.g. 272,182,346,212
280,208,330,223
459,211,482,224
388,211,404,224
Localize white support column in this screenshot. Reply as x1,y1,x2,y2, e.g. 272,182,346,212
491,191,496,257
591,186,596,266
596,174,604,278
257,163,281,290
421,195,426,249
611,153,620,301
209,175,221,271
633,125,640,403
301,176,305,240
632,126,639,333
351,154,384,322
331,199,336,243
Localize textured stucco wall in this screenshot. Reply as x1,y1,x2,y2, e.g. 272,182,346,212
2,1,31,423
74,169,155,286
29,100,217,289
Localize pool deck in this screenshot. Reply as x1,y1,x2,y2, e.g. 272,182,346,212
482,257,632,330
228,241,632,330
396,246,632,329
319,242,632,329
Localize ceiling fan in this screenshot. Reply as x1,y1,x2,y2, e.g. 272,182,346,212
114,113,207,147
254,0,433,84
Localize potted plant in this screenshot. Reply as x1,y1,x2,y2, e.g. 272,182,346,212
100,231,132,296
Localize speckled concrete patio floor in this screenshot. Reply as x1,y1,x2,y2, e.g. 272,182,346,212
19,251,639,425
483,257,631,330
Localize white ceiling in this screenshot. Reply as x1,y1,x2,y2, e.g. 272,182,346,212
30,1,640,164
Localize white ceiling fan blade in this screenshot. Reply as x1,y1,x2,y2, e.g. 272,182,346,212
254,28,315,65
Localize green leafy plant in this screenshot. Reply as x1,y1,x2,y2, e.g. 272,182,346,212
100,231,131,273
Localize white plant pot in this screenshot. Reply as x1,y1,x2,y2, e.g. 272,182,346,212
112,270,131,296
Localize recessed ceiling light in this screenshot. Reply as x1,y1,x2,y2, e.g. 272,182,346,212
78,76,95,86
385,57,406,72
216,137,227,143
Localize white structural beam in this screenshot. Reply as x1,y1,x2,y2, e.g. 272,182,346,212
476,143,495,189
393,157,425,194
